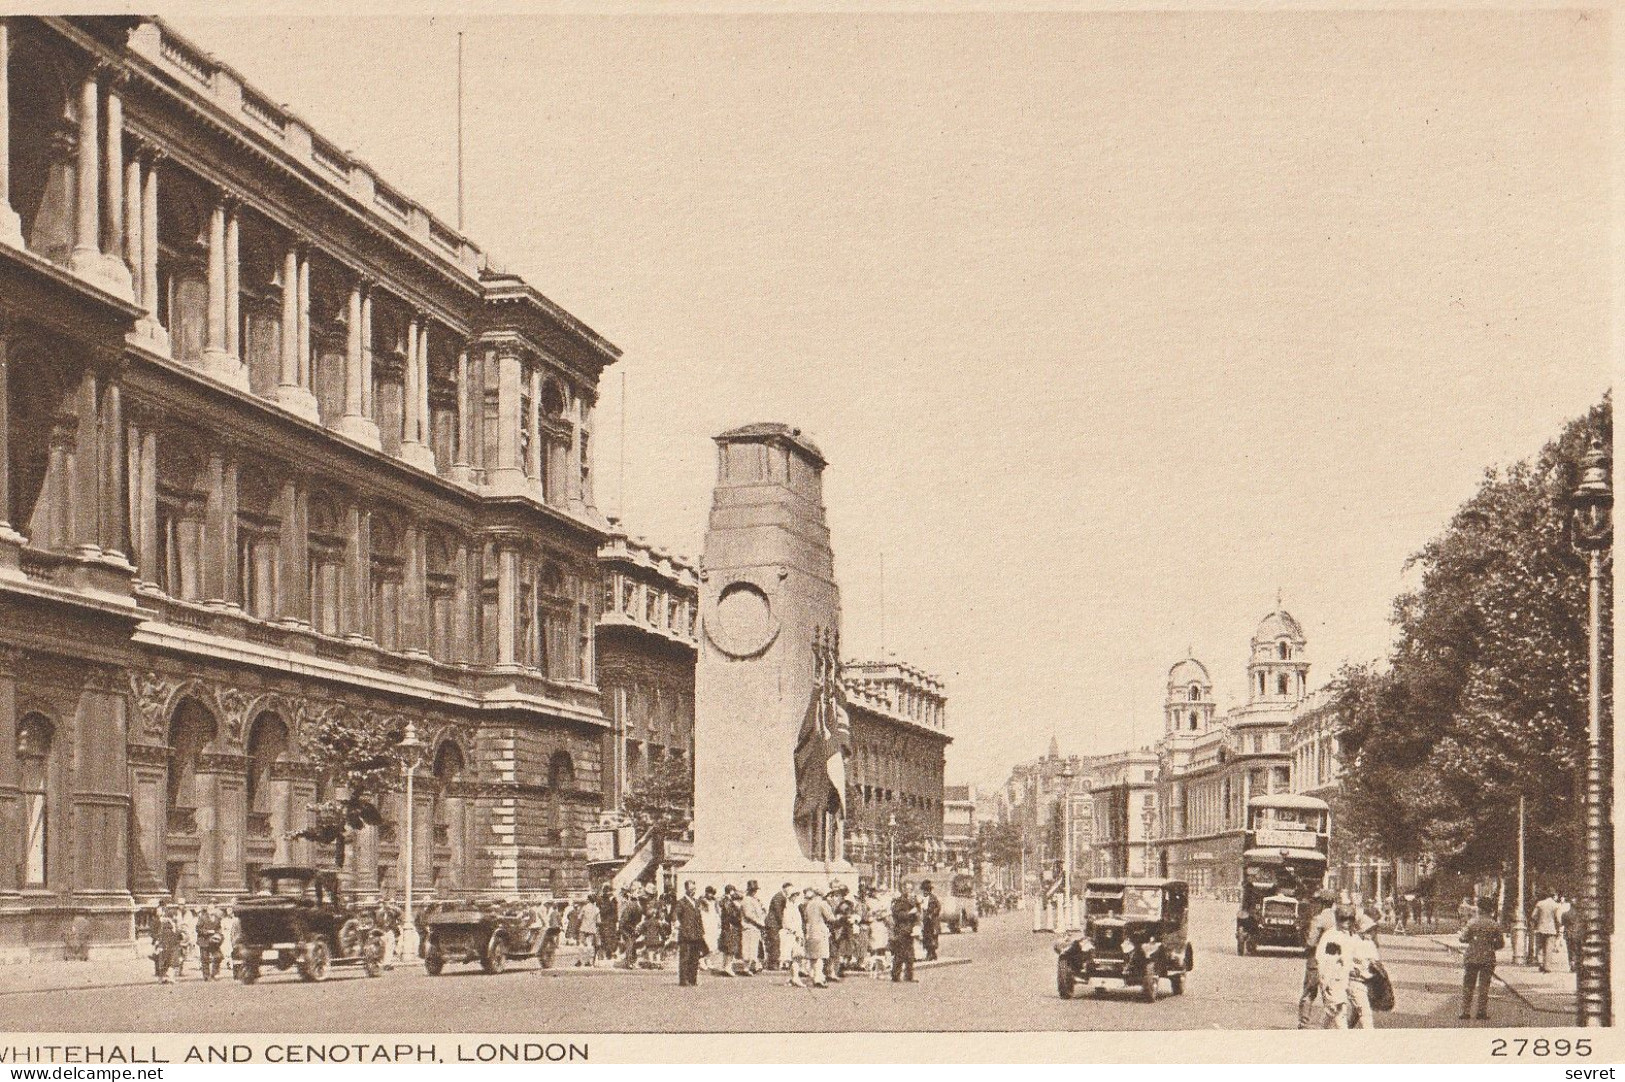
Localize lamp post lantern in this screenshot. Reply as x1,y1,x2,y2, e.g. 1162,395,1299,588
1570,435,1612,1027
396,721,426,961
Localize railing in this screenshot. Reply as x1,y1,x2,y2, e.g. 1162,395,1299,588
160,33,214,87
167,806,198,835
241,89,286,134
310,136,350,180
18,548,72,585
374,184,411,223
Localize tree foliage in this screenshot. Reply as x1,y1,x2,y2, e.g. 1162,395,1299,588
623,754,694,840
974,819,1026,872
290,711,405,867
1337,396,1612,876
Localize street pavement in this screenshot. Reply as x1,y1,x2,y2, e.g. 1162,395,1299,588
0,901,1559,1032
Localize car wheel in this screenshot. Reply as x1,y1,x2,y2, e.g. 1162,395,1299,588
1169,973,1185,996
483,934,508,974
300,939,330,982
1057,963,1076,1000
425,951,445,976
239,963,260,985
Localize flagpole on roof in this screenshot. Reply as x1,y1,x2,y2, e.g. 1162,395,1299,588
456,29,465,232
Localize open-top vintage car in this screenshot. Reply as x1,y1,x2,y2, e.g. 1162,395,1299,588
1054,878,1193,1003
424,900,548,975
233,866,384,983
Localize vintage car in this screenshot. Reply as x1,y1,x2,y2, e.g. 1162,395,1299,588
1236,849,1325,955
232,866,384,983
424,900,548,975
1054,877,1193,1002
945,872,979,934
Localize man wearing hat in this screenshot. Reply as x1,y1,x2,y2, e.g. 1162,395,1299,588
765,882,791,971
674,880,705,987
919,880,943,961
742,881,767,975
1297,888,1341,1028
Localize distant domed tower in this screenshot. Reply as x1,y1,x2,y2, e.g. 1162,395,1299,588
1165,655,1216,734
1248,606,1309,704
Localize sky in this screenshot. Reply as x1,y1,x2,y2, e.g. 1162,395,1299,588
177,9,1612,791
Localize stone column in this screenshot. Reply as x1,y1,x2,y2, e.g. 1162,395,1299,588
451,539,470,665
103,82,123,264
450,348,472,484
72,368,101,559
526,365,542,496
100,378,127,561
399,313,435,471
0,20,21,247
470,349,488,481
0,323,18,553
336,278,380,447
359,285,374,418
126,416,157,587
417,322,431,444
201,195,246,387
577,396,594,509
296,243,312,395
274,241,316,419
403,525,429,659
69,70,102,280
122,147,141,297
136,149,168,350
496,545,517,669
277,478,309,626
223,202,240,360
344,506,371,643
487,351,525,495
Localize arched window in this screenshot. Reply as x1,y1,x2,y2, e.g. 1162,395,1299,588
1278,642,1290,660
166,698,218,835
370,513,404,650
236,465,281,619
1188,685,1201,702
1277,674,1290,696
432,741,467,887
17,715,54,887
245,713,289,816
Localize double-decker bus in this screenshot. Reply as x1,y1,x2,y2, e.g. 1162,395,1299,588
1236,794,1332,955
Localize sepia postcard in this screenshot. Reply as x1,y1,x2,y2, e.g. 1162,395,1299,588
0,0,1616,1066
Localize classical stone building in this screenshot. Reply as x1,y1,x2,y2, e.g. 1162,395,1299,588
1087,748,1159,878
596,523,697,814
995,740,1101,891
0,16,619,959
842,659,951,879
942,783,976,870
1155,610,1308,895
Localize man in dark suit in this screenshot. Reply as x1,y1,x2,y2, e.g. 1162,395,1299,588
675,880,706,987
919,880,943,961
765,882,791,970
890,882,921,983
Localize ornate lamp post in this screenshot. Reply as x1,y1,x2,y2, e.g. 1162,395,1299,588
396,722,426,960
1570,436,1612,1026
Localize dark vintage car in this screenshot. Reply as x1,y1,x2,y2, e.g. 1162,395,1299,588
1236,849,1325,956
424,901,549,975
232,866,384,983
1054,878,1193,1003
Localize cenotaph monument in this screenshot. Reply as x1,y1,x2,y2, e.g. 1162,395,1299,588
681,423,857,892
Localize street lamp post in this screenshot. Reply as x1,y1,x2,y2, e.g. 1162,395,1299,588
397,722,426,961
1512,793,1528,965
1570,436,1612,1027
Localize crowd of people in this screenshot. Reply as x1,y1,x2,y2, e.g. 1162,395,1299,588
145,901,234,984
507,878,951,986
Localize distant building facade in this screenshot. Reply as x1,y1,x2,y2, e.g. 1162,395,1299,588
1089,748,1160,878
596,525,698,814
997,740,1099,894
942,783,976,870
1155,610,1307,895
842,659,951,878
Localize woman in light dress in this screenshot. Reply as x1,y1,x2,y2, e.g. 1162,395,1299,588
779,886,808,987
699,886,722,973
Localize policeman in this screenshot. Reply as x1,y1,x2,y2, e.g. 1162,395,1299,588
890,882,921,983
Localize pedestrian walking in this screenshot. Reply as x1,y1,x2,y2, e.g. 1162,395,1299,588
1459,897,1505,1022
742,881,766,974
675,881,705,986
802,886,835,987
1347,913,1382,1029
154,905,184,984
720,885,747,976
699,886,723,974
618,887,645,970
578,896,600,965
890,881,920,983
1532,889,1560,973
765,883,789,971
598,886,619,966
1297,888,1339,1028
920,880,942,961
1315,906,1357,1029
854,887,878,971
1557,894,1576,972
780,884,808,987
195,905,225,981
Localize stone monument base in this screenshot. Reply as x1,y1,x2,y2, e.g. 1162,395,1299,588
677,855,858,897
